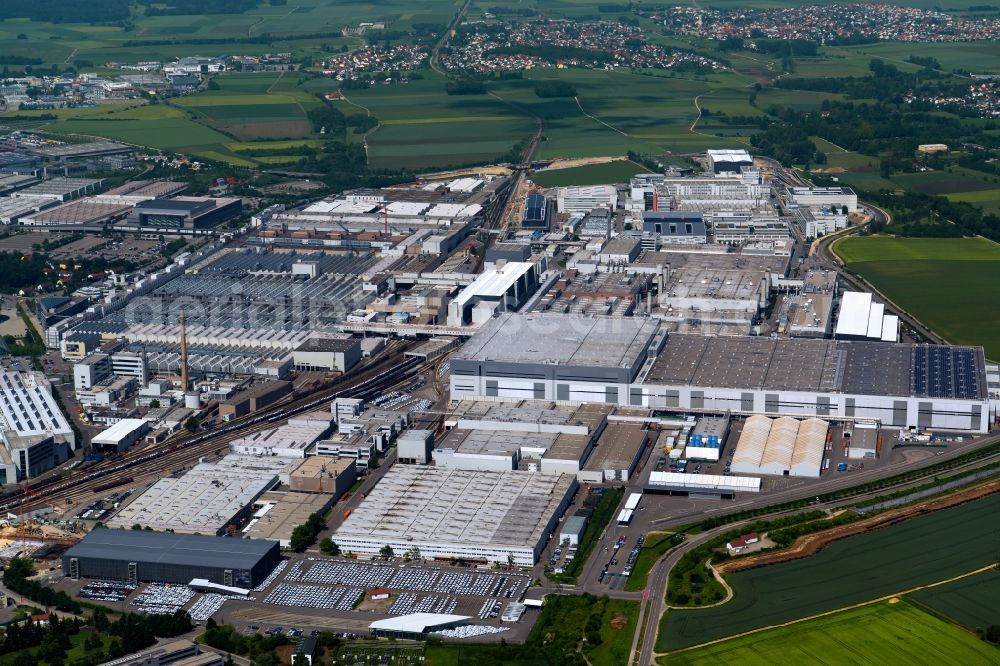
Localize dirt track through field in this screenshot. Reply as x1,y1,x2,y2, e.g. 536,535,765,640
717,477,1000,574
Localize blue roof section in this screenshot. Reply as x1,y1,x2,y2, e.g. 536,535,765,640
642,211,707,237
523,194,548,226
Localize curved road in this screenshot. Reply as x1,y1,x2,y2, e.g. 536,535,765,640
631,429,1000,664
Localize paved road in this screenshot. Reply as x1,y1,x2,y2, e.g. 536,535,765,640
630,437,1000,664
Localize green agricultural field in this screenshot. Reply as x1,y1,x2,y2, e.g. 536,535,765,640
657,492,1000,651
531,160,649,187
835,41,1000,74
946,189,1000,215
754,88,848,111
891,167,1000,196
833,237,1000,357
832,236,1000,262
661,600,999,665
41,104,235,151
486,68,751,160
910,568,1000,631
0,1,443,69
343,73,536,169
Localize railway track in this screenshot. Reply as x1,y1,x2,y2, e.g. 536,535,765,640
1,351,423,512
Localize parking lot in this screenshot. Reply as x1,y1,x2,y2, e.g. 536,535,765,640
254,557,530,620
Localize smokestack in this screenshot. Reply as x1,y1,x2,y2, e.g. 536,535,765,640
179,309,189,392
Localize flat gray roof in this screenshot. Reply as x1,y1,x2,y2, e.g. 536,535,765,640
64,529,275,570
644,335,986,400
454,313,659,370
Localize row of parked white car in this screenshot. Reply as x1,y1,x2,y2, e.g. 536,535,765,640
264,583,362,611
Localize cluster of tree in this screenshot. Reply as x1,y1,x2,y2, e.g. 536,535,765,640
744,97,998,177
306,103,348,135
753,38,818,58
289,511,326,552
0,252,48,293
159,237,188,258
0,0,131,22
853,187,1000,243
0,56,43,66
775,59,961,102
318,537,340,556
203,618,290,666
4,558,81,613
138,0,261,16
92,607,192,657
906,55,942,69
750,123,818,167
534,80,577,98
487,5,538,16
347,113,378,133
1,612,81,661
121,30,342,48
445,80,488,95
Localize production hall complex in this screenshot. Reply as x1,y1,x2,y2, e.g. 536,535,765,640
451,313,989,433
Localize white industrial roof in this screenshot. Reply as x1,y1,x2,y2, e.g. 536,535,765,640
867,302,885,339
448,177,483,193
730,415,771,469
707,149,752,162
188,578,250,596
835,291,873,337
450,262,537,313
369,613,470,633
648,471,761,492
425,203,466,218
92,418,148,444
731,415,827,477
386,201,429,216
881,315,899,342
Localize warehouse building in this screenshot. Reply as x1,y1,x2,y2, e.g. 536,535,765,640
63,529,280,587
219,380,292,420
291,337,361,372
647,471,760,498
230,421,332,458
834,291,899,342
555,185,616,214
451,313,990,432
787,186,859,213
12,178,102,202
288,456,356,495
641,211,708,245
129,197,242,232
706,149,753,173
731,415,828,477
91,418,150,453
396,429,434,464
580,423,649,483
0,370,75,483
19,200,131,229
243,491,335,548
332,466,577,565
522,193,550,229
446,261,542,327
106,458,279,534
